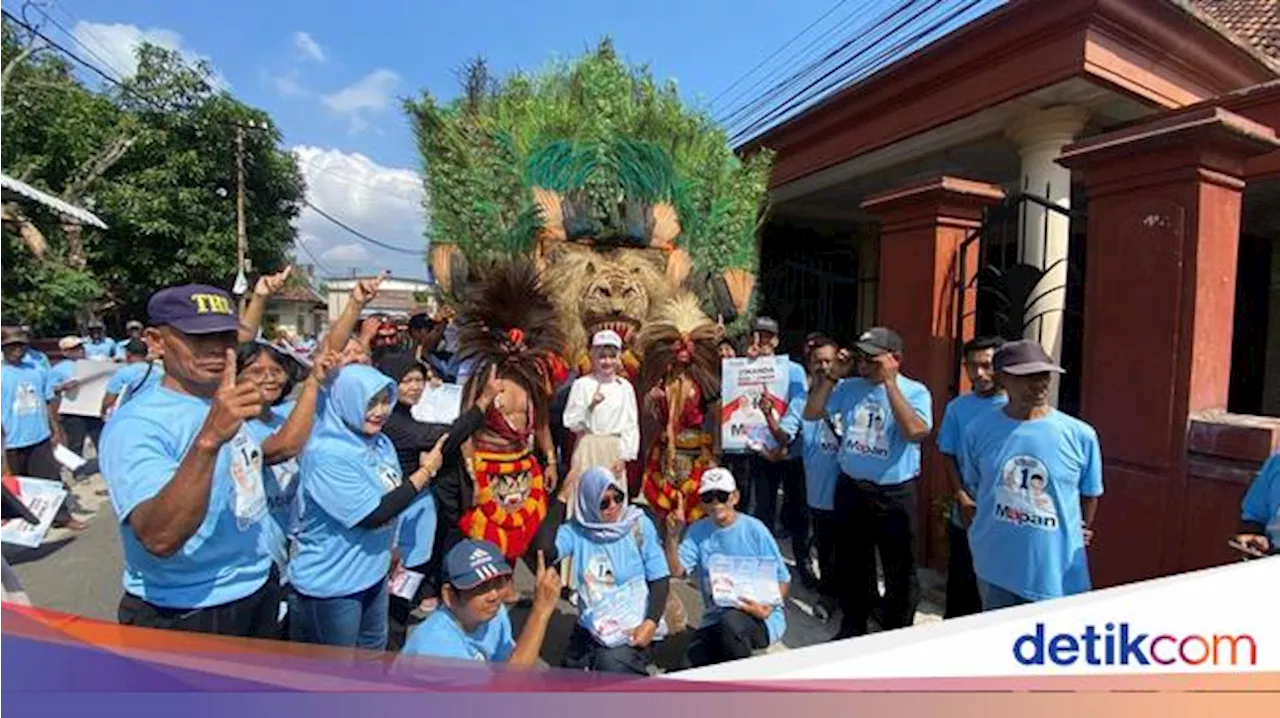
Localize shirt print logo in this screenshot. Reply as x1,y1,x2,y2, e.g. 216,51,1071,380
228,428,267,529
816,419,839,454
583,551,618,604
377,464,402,493
14,382,40,416
994,455,1059,531
846,399,890,459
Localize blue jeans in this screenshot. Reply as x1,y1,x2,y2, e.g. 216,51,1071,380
289,580,389,650
978,580,1032,611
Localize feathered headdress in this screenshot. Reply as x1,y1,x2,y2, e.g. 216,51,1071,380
636,292,722,399
456,256,567,414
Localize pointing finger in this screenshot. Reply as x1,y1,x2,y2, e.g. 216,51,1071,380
221,348,237,390
536,549,546,576
433,433,450,451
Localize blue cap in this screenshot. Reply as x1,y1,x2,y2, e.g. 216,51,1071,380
147,284,240,335
444,539,512,590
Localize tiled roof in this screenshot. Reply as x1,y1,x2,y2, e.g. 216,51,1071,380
273,284,324,304
1189,0,1280,60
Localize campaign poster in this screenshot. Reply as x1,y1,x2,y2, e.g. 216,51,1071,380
720,356,790,454
57,360,117,418
1,476,68,548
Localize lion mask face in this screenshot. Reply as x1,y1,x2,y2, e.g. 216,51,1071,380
542,244,670,351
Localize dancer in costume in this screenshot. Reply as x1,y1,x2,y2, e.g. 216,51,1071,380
637,293,724,524
452,257,567,563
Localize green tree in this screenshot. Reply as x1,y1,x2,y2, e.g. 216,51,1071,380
1,20,304,332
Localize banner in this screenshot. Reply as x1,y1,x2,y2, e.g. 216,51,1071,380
719,356,789,454
1,476,68,548
57,360,117,417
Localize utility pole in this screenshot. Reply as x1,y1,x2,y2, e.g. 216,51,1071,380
234,124,248,312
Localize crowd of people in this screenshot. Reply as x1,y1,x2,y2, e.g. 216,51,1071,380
1,264,1276,676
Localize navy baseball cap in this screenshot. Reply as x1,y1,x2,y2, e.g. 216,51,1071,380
444,539,512,590
147,284,240,335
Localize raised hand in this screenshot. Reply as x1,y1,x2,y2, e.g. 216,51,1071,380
308,350,341,385
666,493,687,534
254,266,293,298
202,348,264,445
829,348,854,381
866,352,900,385
352,273,385,306
419,433,450,478
532,550,561,613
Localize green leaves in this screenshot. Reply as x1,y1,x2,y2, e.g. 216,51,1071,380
1,20,303,331
405,37,774,294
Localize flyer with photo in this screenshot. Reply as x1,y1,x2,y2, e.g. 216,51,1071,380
707,555,783,607
720,356,790,454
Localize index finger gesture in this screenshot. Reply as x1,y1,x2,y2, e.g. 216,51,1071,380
221,347,238,391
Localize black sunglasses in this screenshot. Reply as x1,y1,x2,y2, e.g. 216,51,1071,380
599,490,624,510
700,490,731,505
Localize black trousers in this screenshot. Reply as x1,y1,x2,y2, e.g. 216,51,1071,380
834,477,919,637
386,556,443,652
750,457,811,561
685,608,770,668
809,508,841,601
61,415,103,457
563,624,653,675
945,520,982,619
118,570,281,639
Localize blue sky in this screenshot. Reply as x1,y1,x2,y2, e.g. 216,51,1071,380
40,0,998,279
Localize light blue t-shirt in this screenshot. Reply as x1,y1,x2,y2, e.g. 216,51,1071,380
82,337,116,361
555,514,669,632
938,391,1009,527
678,513,790,643
105,362,163,406
401,605,515,662
1,359,54,449
243,402,301,571
100,386,273,609
800,415,841,511
49,360,76,390
826,375,933,485
398,489,438,568
960,408,1103,601
289,366,401,599
25,349,50,370
1242,454,1280,548
777,375,807,460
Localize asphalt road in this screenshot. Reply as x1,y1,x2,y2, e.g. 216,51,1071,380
7,470,945,669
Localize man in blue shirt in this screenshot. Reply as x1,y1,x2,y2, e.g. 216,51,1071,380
82,319,116,361
804,326,932,639
936,336,1007,618
959,340,1103,610
100,284,277,637
113,320,145,361
2,326,83,529
101,339,162,417
745,317,811,584
1233,454,1280,557
399,539,560,666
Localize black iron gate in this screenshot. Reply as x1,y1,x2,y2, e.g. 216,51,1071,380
952,193,1086,414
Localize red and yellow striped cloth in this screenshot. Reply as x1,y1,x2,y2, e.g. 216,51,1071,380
459,450,548,561
642,432,712,524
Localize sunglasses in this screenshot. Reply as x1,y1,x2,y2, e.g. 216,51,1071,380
700,490,731,505
599,490,624,510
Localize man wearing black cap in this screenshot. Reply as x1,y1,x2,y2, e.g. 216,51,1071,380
82,319,116,361
958,339,1102,611
745,316,813,585
803,326,933,638
100,284,277,637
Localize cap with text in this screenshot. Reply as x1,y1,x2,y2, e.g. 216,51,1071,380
147,284,240,335
993,339,1064,376
698,466,737,495
854,326,904,356
591,329,623,349
444,539,513,590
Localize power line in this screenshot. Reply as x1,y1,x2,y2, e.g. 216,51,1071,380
716,0,919,132
293,234,336,277
31,1,128,82
303,199,425,255
709,0,852,109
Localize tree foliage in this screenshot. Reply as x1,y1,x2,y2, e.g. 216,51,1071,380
404,38,773,278
1,20,304,332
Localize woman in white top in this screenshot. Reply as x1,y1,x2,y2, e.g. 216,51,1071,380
563,330,640,476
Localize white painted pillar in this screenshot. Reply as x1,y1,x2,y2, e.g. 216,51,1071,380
1005,106,1088,405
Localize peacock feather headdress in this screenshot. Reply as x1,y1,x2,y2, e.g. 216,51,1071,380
407,39,773,337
